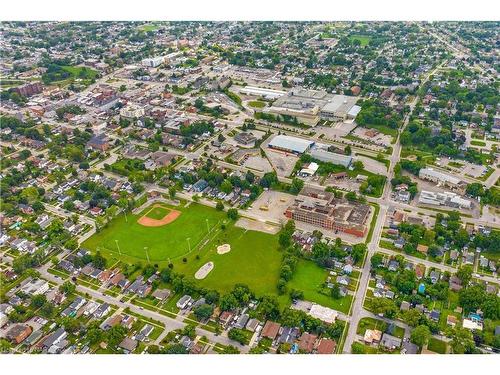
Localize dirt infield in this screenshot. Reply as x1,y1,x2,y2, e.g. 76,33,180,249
217,244,231,255
195,262,214,279
137,204,181,227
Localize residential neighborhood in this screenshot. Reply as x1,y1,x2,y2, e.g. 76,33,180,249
0,16,499,364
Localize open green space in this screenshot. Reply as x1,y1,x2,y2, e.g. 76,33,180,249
427,337,447,354
356,317,387,335
82,202,226,262
145,206,172,220
279,259,353,314
139,24,160,32
248,100,266,108
82,202,283,296
42,65,98,86
470,140,486,147
349,35,371,47
176,224,283,296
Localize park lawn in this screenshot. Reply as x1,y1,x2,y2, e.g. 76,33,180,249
279,259,353,314
145,206,172,220
349,35,371,46
61,65,98,79
139,24,159,32
356,317,388,335
81,202,226,263
248,100,266,108
177,225,283,296
470,140,486,147
82,201,284,297
427,337,447,354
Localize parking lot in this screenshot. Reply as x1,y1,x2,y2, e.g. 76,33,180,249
246,190,296,223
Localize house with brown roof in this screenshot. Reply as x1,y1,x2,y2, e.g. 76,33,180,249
417,244,429,255
98,269,112,283
219,311,234,328
447,315,458,327
261,321,281,340
6,324,33,344
415,264,426,279
298,332,318,353
110,272,125,286
316,338,336,354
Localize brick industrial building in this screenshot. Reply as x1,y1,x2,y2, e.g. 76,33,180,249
13,82,43,97
284,187,370,237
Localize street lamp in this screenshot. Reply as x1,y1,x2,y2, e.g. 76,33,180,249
144,246,150,264
206,218,210,233
187,238,191,253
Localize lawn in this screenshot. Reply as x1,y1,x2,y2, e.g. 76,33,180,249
348,35,371,47
145,206,171,220
82,202,226,262
470,140,486,147
177,225,283,296
427,337,447,354
82,202,284,296
279,259,353,314
248,100,266,108
356,317,387,335
139,24,160,32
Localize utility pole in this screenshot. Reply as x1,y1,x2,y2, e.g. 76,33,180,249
187,238,191,253
144,246,150,264
206,218,210,233
115,240,121,255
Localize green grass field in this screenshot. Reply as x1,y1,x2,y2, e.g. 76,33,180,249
175,224,282,296
279,259,353,313
145,206,172,220
82,203,226,262
139,24,160,32
349,35,371,47
470,140,486,147
427,337,447,354
82,202,283,296
248,100,266,108
356,317,387,335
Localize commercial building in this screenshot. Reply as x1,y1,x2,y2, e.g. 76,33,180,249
268,135,315,155
234,132,257,146
120,103,145,119
141,56,165,68
319,95,360,121
285,187,370,237
299,162,319,177
418,190,472,209
309,148,353,168
239,86,286,100
419,168,466,193
13,82,43,97
264,89,359,126
20,279,49,295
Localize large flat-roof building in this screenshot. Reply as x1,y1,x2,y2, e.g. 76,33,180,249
418,190,472,210
285,187,370,237
268,135,315,155
310,148,353,168
419,168,466,193
264,89,359,126
320,95,360,121
239,86,286,100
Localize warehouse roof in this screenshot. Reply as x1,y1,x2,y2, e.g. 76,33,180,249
268,135,314,154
